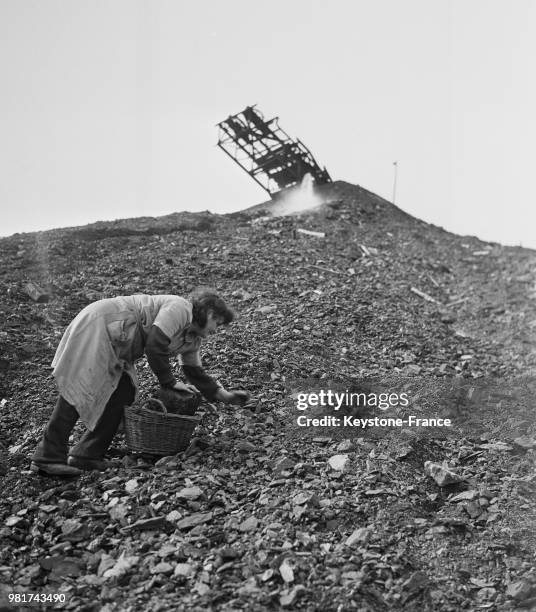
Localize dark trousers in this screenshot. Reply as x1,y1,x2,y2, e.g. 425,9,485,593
33,374,135,464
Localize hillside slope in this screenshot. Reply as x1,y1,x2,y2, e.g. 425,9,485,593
1,181,535,611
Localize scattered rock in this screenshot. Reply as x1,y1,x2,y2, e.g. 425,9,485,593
176,486,204,500
450,490,478,503
126,516,167,531
477,442,513,452
102,552,139,580
61,519,89,543
109,502,128,522
337,439,353,452
280,585,305,607
165,510,182,523
424,461,463,486
279,559,294,583
506,580,535,601
395,445,413,460
463,501,482,519
174,563,194,577
151,562,174,575
403,571,429,594
232,288,254,301
257,305,277,314
292,492,318,507
513,436,535,450
23,281,50,302
39,556,81,580
236,440,257,453
476,587,496,601
328,454,349,471
5,516,24,528
124,478,139,493
239,516,258,532
176,512,213,530
345,527,371,547
220,546,240,560
272,457,295,475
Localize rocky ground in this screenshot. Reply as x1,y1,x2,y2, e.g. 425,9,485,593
0,181,535,611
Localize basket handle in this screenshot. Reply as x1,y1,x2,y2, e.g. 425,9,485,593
147,398,168,414
173,388,199,398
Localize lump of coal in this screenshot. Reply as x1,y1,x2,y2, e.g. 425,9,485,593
157,388,201,415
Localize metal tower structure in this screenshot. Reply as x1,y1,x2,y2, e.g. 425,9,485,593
217,106,331,196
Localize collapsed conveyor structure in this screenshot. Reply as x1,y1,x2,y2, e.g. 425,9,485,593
217,106,332,196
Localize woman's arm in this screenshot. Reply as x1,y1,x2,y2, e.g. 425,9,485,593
180,351,249,404
181,365,220,401
145,325,177,387
180,348,223,400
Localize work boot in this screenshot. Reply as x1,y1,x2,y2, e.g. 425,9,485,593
30,461,82,477
67,456,108,471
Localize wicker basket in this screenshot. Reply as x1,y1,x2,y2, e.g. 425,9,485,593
124,399,201,455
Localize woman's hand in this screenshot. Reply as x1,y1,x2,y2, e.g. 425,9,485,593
215,388,251,405
168,381,199,395
229,390,251,406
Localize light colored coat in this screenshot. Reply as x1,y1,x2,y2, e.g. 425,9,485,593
52,295,202,430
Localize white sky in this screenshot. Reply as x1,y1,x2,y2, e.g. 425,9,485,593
1,0,535,247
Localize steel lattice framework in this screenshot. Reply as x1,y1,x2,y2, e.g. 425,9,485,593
217,106,331,196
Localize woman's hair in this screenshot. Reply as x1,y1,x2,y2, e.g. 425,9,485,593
190,287,234,327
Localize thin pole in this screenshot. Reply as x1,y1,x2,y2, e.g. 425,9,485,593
392,161,398,204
